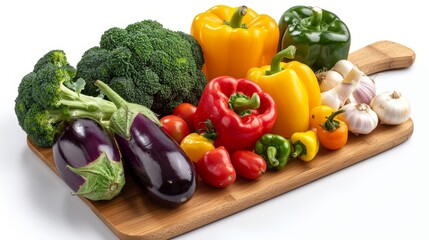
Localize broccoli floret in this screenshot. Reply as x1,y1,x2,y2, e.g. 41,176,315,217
15,72,36,128
15,50,118,147
74,19,207,116
73,47,112,96
33,49,76,76
175,30,205,70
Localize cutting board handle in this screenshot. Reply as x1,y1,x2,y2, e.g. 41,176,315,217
347,40,416,75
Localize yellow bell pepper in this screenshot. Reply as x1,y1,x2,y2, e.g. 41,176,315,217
180,133,215,163
290,130,319,161
246,45,321,138
191,5,279,81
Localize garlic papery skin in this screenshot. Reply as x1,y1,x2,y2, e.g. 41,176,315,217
340,103,378,135
348,75,377,105
370,90,411,125
321,66,362,110
317,69,343,92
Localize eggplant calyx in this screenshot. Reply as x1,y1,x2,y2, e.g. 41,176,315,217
67,152,125,201
109,106,138,140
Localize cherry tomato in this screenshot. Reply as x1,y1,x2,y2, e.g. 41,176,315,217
231,150,266,180
160,115,190,144
172,103,197,132
310,105,336,129
197,146,236,188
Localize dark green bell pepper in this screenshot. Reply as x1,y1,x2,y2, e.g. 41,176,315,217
254,134,291,170
278,6,351,72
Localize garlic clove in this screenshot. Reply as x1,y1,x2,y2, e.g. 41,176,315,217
370,90,411,125
340,103,378,135
332,59,354,78
317,70,343,92
321,66,362,110
349,75,377,105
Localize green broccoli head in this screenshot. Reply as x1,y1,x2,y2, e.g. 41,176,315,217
75,19,207,116
15,50,118,147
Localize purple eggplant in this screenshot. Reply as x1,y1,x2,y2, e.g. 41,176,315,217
115,113,196,207
95,80,196,208
53,118,125,201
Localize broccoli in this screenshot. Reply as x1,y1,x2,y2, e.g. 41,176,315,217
14,49,158,148
74,19,207,116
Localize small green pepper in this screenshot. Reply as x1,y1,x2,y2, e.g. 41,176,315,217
278,5,351,72
254,134,291,170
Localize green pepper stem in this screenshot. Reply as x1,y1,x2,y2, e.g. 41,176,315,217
229,92,260,117
266,146,280,167
309,7,323,30
291,141,306,158
267,45,296,75
225,5,247,28
322,109,344,132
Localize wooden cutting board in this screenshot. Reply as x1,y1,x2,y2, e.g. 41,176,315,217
27,40,415,240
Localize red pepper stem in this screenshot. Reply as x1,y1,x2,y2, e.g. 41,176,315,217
267,45,296,75
225,5,247,28
291,141,306,158
266,146,280,167
229,92,260,117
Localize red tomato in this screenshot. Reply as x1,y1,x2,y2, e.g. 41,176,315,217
160,115,190,144
197,146,236,188
172,103,197,132
231,150,266,180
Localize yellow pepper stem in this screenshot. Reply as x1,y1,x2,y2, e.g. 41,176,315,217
224,5,248,28
267,45,297,75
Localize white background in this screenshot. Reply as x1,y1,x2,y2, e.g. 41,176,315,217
1,0,427,239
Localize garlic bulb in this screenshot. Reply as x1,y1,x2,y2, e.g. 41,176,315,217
370,90,411,125
348,75,376,105
321,66,362,110
340,103,378,135
317,59,377,104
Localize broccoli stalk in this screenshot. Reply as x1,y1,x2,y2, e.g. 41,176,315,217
15,49,158,148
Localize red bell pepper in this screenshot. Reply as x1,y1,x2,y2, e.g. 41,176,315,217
231,150,267,180
197,146,236,188
193,76,277,154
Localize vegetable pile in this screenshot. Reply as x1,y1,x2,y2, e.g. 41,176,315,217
15,4,412,206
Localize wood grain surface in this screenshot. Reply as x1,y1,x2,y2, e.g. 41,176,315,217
26,41,415,240
348,40,415,75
